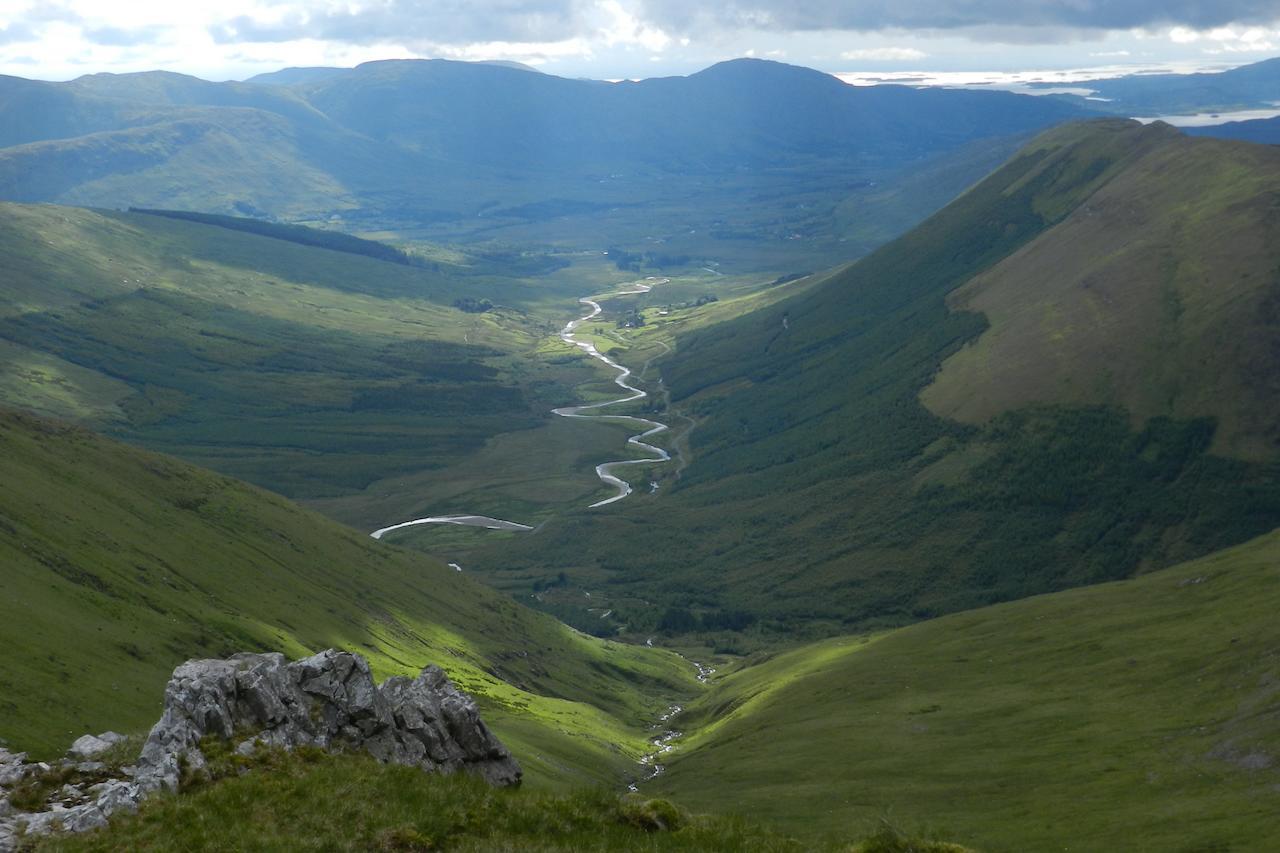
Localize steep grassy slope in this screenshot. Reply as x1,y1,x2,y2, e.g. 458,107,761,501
0,408,697,786
464,120,1280,635
653,526,1280,851
0,202,598,505
921,128,1280,459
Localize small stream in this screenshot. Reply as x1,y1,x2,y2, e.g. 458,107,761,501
627,653,716,791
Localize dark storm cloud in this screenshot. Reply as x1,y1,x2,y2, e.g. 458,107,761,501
636,0,1280,34
211,0,584,46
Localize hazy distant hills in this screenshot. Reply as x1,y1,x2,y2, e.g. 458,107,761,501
1047,56,1280,115
1188,114,1280,144
0,58,1093,251
477,119,1280,631
294,58,1088,172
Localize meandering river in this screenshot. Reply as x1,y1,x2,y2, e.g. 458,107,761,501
551,279,671,507
370,277,672,537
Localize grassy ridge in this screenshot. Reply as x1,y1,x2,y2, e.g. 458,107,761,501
462,120,1280,637
0,408,697,787
127,208,416,266
653,527,1280,851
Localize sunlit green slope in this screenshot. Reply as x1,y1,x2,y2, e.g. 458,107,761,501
655,527,1280,851
0,408,696,786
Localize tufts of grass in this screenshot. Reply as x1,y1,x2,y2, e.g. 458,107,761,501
31,750,852,852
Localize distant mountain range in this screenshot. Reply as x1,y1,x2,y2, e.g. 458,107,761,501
1044,56,1280,115
0,58,1093,256
1189,114,1280,144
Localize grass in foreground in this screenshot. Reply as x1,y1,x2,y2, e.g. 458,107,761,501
31,749,967,852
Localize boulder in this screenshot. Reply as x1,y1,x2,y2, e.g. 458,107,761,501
0,650,517,852
67,732,125,760
0,751,26,788
92,780,142,818
135,650,520,792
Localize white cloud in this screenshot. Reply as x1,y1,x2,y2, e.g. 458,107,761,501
840,47,927,61
1166,23,1280,53
426,37,596,65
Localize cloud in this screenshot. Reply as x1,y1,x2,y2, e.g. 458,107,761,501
0,0,79,45
840,46,928,61
210,0,588,47
84,25,167,46
0,21,36,44
635,0,1280,39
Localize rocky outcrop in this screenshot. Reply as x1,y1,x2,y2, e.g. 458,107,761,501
135,649,521,791
0,650,519,850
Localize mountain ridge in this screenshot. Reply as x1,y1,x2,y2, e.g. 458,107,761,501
0,58,1094,256
465,119,1280,635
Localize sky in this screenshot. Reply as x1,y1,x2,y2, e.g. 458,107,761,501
1,0,1279,83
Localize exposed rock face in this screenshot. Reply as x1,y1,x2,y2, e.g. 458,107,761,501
0,650,519,850
135,649,521,791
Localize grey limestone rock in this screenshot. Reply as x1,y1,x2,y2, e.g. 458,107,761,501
134,649,520,792
92,779,142,817
0,649,517,852
67,732,125,760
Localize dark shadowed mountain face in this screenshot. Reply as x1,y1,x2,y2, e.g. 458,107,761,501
0,58,1093,247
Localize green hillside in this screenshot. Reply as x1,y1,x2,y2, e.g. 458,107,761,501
0,407,697,787
652,525,1280,851
921,127,1280,460
0,202,600,506
461,120,1280,637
